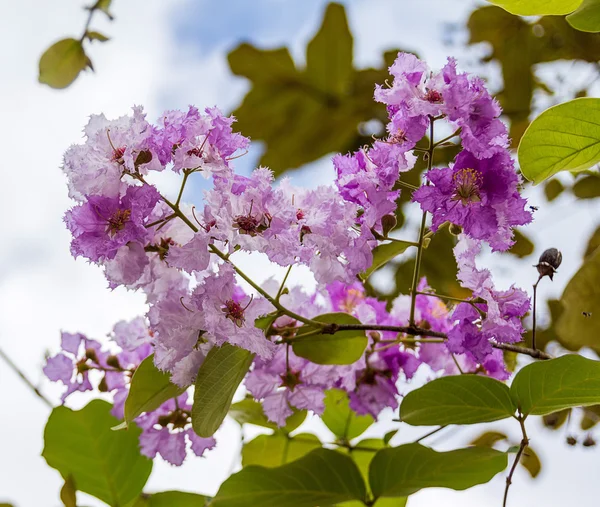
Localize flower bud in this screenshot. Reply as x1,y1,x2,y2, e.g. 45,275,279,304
535,248,562,281
583,435,596,447
106,355,121,369
381,214,397,237
85,347,99,363
98,375,108,392
566,435,578,446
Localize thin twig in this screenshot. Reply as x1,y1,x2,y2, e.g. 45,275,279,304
0,347,53,408
415,425,447,443
503,415,529,507
531,275,543,350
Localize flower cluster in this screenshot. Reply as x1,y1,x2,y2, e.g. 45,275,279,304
47,52,534,465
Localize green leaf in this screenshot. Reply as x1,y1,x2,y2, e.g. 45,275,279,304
556,248,600,352
95,0,114,19
543,409,571,430
305,3,353,97
544,179,565,201
511,355,600,416
192,344,254,437
520,447,541,478
242,433,321,468
38,38,90,89
568,0,600,32
86,31,110,42
133,491,208,506
229,397,306,432
360,241,414,280
321,389,373,440
369,443,508,498
508,230,534,258
581,405,600,429
210,448,367,507
518,98,600,184
292,313,367,365
486,0,583,15
573,174,600,199
400,375,516,425
60,476,77,507
469,431,508,448
43,400,152,506
125,354,186,425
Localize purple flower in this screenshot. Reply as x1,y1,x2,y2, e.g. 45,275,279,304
413,150,532,251
65,185,161,262
349,375,398,418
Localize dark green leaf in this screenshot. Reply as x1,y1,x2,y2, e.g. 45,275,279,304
543,409,571,430
360,241,414,280
567,0,600,32
400,375,516,425
133,491,208,506
511,355,600,416
556,248,600,352
383,430,397,445
60,476,77,507
39,38,90,89
125,354,186,425
584,226,600,259
193,344,254,437
544,179,565,201
581,405,600,429
229,397,306,432
305,3,353,97
292,313,367,365
211,448,367,507
321,389,373,440
518,98,600,184
242,433,321,467
43,400,152,506
573,174,600,199
469,431,508,448
520,447,541,478
486,0,583,15
85,31,110,42
369,443,508,498
507,230,534,258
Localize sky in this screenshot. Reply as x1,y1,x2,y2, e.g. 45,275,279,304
0,0,599,505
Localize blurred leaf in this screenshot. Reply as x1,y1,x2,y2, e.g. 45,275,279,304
486,0,583,15
573,174,600,198
567,0,600,32
133,491,208,506
360,241,415,280
229,397,306,432
292,313,367,365
211,448,367,506
511,355,600,416
343,439,392,500
95,0,114,19
192,344,254,437
544,179,565,201
542,409,571,430
383,430,397,445
85,31,110,42
585,226,600,258
520,447,542,478
242,433,321,468
369,444,508,499
43,400,152,506
38,38,90,89
227,4,400,175
60,476,77,507
581,405,600,429
556,248,600,352
469,431,508,448
519,98,600,184
305,3,353,97
507,229,534,258
125,354,186,425
321,389,374,440
400,375,516,425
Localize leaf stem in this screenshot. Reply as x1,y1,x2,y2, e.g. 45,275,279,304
503,414,529,507
0,347,53,408
531,274,543,350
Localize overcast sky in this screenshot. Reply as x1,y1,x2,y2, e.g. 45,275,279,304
1,0,599,506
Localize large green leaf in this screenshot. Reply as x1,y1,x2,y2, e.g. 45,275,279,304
210,448,366,507
242,433,321,468
321,389,373,440
125,354,186,424
567,0,600,32
400,375,516,425
369,444,508,499
511,355,600,416
305,3,353,97
133,491,208,506
229,397,306,432
192,344,254,437
556,247,600,352
519,98,600,184
292,313,367,365
360,241,414,281
39,38,90,89
43,400,152,506
486,0,583,15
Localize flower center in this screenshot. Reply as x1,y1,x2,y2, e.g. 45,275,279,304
111,146,126,164
222,299,246,327
424,89,443,103
339,288,364,313
452,168,482,205
106,208,131,235
388,129,408,144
